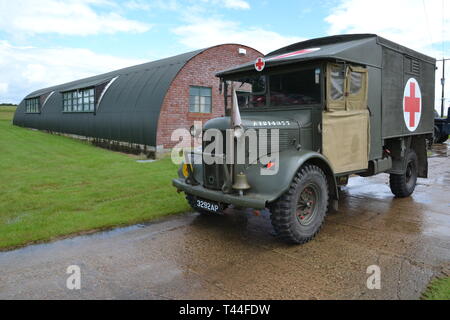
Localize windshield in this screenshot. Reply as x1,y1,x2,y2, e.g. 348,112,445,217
227,67,322,110
231,75,266,109
269,68,321,106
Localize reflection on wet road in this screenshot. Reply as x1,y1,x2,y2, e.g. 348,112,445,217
0,144,449,300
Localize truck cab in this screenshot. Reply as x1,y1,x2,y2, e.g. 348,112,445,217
173,34,435,244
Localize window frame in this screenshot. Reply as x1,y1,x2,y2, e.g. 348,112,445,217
224,62,325,112
25,97,41,114
189,86,212,114
268,66,323,108
62,87,96,113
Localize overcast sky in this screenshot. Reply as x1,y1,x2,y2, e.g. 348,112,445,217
0,0,449,112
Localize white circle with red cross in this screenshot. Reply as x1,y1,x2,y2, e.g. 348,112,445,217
254,57,265,72
403,78,422,132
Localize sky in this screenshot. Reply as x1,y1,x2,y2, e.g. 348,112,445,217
0,0,449,113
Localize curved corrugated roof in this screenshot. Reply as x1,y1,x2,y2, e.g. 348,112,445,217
13,48,205,146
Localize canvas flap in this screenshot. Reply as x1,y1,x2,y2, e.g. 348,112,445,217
345,65,368,111
322,110,370,174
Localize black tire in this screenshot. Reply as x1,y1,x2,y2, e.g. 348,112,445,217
433,126,440,144
389,149,418,198
270,165,329,244
434,125,448,144
186,194,223,215
436,133,448,144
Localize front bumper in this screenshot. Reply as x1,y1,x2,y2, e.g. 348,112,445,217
172,178,267,209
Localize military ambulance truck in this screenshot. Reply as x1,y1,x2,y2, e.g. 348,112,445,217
173,34,435,244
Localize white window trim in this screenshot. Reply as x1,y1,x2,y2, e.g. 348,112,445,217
41,91,55,110
97,76,119,110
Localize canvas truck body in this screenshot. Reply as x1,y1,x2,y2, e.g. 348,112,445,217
173,34,436,244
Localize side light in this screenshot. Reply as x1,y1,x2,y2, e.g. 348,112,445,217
182,163,192,178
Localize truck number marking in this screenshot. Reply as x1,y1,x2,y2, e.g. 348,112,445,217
196,200,219,212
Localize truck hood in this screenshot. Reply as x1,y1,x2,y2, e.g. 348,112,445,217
203,114,301,131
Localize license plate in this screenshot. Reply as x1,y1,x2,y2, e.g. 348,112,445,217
195,198,221,213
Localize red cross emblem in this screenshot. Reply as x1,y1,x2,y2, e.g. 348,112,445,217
254,57,265,72
403,78,422,132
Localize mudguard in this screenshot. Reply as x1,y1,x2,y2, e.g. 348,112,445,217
241,149,338,204
177,149,338,208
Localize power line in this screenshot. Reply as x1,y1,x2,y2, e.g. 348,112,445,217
422,0,433,44
442,0,445,59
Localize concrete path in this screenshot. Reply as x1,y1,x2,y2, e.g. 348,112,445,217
1,144,449,299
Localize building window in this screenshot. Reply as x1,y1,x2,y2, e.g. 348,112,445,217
26,98,40,113
63,88,95,112
189,86,212,113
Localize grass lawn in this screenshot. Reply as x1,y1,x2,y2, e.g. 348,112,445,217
0,108,189,250
0,106,17,121
422,277,450,300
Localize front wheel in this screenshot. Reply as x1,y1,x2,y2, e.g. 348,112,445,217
270,165,329,244
389,149,418,198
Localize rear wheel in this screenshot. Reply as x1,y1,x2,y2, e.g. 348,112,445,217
270,165,329,244
434,125,449,143
436,133,448,144
433,126,441,144
389,149,418,198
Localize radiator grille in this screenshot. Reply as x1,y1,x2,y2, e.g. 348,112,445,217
202,128,298,189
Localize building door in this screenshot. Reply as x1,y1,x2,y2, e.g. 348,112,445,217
322,63,370,174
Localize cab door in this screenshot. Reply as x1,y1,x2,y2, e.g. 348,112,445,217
322,63,370,174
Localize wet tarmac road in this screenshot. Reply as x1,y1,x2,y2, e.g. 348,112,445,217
1,144,449,300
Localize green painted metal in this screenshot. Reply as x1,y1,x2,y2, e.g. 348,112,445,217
174,34,436,209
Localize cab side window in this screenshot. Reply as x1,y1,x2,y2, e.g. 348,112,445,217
326,63,368,111
349,71,363,95
329,65,345,101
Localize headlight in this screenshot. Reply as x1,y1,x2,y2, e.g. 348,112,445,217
234,125,245,139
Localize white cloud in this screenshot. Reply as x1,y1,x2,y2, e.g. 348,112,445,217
0,83,8,95
194,0,250,10
326,0,450,113
325,0,450,55
0,0,151,36
0,41,144,103
124,0,179,11
173,17,303,54
222,0,250,10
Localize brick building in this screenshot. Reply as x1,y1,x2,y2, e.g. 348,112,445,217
13,44,262,154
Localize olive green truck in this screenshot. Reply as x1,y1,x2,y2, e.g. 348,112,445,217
173,34,435,244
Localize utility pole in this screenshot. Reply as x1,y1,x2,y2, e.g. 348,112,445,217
438,59,450,117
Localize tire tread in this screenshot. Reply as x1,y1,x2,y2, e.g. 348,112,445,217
270,165,329,244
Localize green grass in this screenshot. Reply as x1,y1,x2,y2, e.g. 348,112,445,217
0,106,16,121
0,115,189,249
422,277,450,300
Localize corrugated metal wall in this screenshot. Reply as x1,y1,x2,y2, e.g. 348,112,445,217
13,49,204,146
